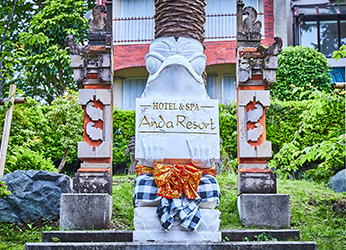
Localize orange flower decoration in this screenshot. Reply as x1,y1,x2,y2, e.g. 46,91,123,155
135,163,216,200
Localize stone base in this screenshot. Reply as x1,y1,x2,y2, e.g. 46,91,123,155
73,171,112,194
133,231,221,242
237,194,290,229
133,207,221,242
60,193,112,230
237,172,276,195
25,241,318,250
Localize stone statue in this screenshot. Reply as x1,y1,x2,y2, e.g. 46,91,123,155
133,0,221,242
88,5,107,32
65,35,89,55
242,6,262,34
257,36,283,56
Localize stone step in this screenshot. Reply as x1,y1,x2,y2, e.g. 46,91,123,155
25,241,317,250
42,229,300,243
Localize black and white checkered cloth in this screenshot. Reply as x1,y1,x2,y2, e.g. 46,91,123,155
133,173,220,231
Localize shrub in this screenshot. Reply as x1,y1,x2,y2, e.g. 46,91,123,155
44,90,83,166
0,180,11,198
6,146,56,173
272,46,332,101
1,88,343,181
0,91,82,174
219,103,238,173
113,109,135,173
268,88,345,182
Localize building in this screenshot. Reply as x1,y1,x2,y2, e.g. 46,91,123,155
275,0,346,83
110,0,346,110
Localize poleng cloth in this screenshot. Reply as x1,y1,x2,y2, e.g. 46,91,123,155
135,163,216,199
133,172,220,231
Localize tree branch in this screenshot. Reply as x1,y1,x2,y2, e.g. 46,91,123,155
291,111,310,144
0,0,17,51
57,148,69,173
0,0,18,96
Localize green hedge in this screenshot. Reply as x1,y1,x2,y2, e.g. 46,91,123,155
113,109,135,173
272,46,332,101
1,90,344,182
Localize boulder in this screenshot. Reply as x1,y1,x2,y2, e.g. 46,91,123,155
327,169,346,193
0,170,71,224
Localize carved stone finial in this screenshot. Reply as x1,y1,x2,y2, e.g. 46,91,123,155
242,6,262,34
65,35,89,55
257,37,283,56
88,5,107,32
237,5,262,45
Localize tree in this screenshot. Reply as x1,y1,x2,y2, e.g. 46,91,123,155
16,0,93,104
0,0,45,97
271,46,332,101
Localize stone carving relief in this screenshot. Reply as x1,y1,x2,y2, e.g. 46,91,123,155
242,6,262,34
88,5,107,32
238,90,271,158
246,103,263,123
86,122,103,141
65,35,89,55
124,136,138,175
78,89,112,159
257,37,283,56
142,37,208,99
86,102,103,121
237,3,262,43
258,37,283,84
247,123,263,142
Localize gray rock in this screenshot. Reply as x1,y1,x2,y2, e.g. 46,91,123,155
328,169,346,193
0,170,71,224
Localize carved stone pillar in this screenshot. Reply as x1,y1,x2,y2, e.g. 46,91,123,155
60,4,113,230
236,0,289,229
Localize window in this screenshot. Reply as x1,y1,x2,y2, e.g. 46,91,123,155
301,21,318,49
121,0,154,17
206,76,216,99
222,75,237,105
204,0,262,40
113,0,154,43
123,78,146,110
294,4,346,57
320,20,338,57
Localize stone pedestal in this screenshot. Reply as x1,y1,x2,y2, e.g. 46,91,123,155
60,193,112,230
237,194,290,229
237,171,276,195
133,207,221,242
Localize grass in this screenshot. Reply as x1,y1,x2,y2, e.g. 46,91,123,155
0,172,345,250
0,219,59,250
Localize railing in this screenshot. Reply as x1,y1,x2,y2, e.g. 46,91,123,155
113,16,155,43
113,13,264,44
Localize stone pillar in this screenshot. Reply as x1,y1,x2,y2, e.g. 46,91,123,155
236,0,290,229
60,4,113,230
